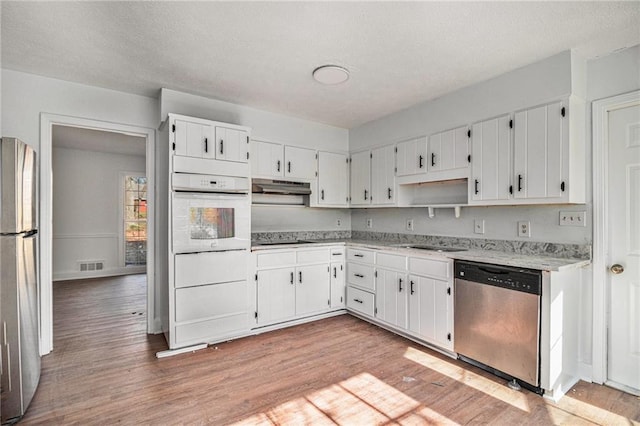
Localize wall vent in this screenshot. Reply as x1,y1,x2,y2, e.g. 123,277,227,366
78,260,105,272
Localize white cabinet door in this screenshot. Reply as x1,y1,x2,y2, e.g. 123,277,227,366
330,262,345,308
429,126,469,172
318,151,349,206
295,264,330,316
350,151,371,205
215,126,249,163
408,275,453,350
251,140,283,177
371,145,396,205
284,146,316,180
256,268,296,325
470,115,512,202
375,268,408,329
174,118,214,159
513,101,566,200
396,137,428,176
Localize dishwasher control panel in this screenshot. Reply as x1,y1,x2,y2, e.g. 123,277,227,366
455,261,541,295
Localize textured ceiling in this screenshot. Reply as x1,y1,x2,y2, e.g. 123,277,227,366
53,125,146,157
3,2,640,129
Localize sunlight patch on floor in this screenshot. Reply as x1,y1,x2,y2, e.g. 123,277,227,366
403,346,531,413
232,372,457,425
550,393,639,425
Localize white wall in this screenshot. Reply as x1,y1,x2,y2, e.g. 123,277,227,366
252,206,351,233
52,147,146,280
160,88,349,151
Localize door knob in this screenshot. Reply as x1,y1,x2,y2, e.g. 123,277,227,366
610,264,624,274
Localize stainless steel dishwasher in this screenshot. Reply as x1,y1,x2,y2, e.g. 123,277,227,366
454,260,542,393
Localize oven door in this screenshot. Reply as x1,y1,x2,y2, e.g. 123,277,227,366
171,192,250,253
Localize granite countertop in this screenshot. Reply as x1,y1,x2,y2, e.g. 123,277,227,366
251,238,591,272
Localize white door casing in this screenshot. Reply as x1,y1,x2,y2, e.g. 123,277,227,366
40,114,156,355
592,90,640,394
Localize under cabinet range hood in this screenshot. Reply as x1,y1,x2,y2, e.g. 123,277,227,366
251,178,311,205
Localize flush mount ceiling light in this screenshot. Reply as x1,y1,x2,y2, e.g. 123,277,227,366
312,65,350,85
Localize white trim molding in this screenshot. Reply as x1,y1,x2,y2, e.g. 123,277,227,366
591,90,640,384
40,113,157,355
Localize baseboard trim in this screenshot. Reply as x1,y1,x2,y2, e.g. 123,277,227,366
53,266,146,281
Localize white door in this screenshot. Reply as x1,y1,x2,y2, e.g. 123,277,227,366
251,140,283,177
371,145,395,205
408,275,436,341
607,101,640,393
375,269,407,328
318,151,348,206
350,151,371,205
295,264,330,316
174,119,211,159
429,126,468,172
284,146,316,180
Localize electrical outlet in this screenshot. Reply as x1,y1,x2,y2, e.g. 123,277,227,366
406,219,414,231
559,211,586,227
336,218,342,227
474,219,485,234
518,221,531,237
366,218,373,228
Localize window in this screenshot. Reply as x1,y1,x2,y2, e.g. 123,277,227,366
124,175,147,266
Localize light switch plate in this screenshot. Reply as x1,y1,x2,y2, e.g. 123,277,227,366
406,219,414,231
366,218,373,228
474,219,485,234
559,211,586,227
518,221,531,237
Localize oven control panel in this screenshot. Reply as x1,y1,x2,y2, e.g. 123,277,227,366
172,173,250,193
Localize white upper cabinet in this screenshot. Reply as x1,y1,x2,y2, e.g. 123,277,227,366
215,126,249,163
350,150,371,205
251,140,284,177
428,125,469,175
396,137,428,176
284,146,317,180
371,145,396,205
318,151,349,206
469,114,512,203
174,117,215,159
513,100,578,202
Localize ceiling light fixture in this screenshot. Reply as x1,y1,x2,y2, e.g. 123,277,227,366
312,65,350,85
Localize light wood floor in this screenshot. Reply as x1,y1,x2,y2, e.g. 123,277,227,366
22,275,639,425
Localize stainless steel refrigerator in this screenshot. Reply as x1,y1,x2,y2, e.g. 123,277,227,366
0,137,41,423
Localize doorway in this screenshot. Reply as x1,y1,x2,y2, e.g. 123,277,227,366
592,90,640,395
40,114,156,355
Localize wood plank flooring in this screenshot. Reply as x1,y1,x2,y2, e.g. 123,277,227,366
21,275,640,425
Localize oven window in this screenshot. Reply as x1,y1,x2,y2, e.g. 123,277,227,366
189,207,235,239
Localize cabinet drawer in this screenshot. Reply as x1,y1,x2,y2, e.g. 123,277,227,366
175,251,247,288
330,247,345,259
256,251,296,268
376,253,407,270
297,248,329,264
347,286,375,317
347,248,375,264
175,281,248,323
408,257,451,280
347,263,375,291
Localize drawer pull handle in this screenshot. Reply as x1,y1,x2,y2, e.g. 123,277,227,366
277,160,281,172
354,254,364,258
220,139,224,154
354,273,364,278
298,271,302,283
290,272,294,285
353,298,363,304
419,155,424,169
410,280,415,295
204,137,208,153
333,267,337,278
398,278,403,292
332,253,343,256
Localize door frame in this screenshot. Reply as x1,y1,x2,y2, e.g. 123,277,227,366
591,89,640,384
39,113,156,355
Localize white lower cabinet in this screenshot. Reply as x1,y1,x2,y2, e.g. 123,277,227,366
254,247,342,327
346,247,454,354
375,268,408,329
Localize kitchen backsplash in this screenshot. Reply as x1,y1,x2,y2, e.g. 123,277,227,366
252,230,591,260
351,231,591,260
